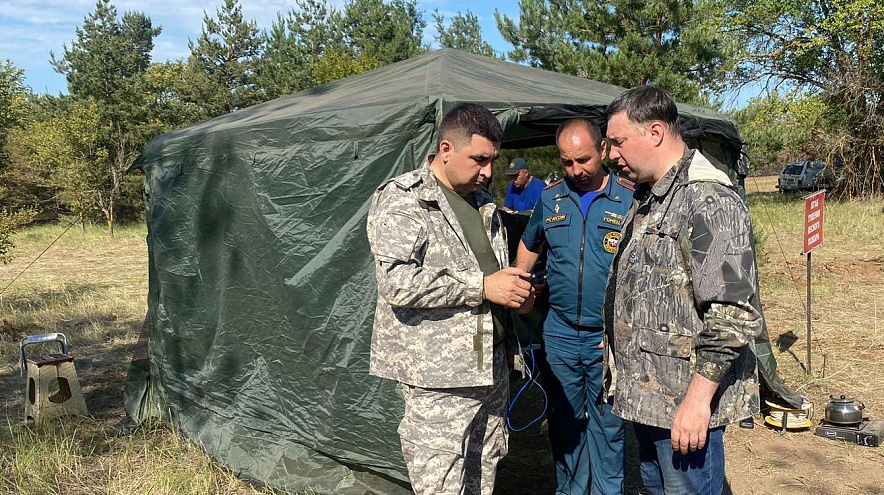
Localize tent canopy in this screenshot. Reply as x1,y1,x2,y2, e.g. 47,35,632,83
126,49,779,495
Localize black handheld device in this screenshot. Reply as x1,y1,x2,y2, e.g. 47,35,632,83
527,269,548,285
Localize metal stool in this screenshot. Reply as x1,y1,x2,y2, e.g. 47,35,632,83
20,333,88,426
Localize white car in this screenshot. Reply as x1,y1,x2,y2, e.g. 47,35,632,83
777,160,832,192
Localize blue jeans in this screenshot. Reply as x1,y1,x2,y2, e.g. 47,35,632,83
633,423,726,495
540,310,625,495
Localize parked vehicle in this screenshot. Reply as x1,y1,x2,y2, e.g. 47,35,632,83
777,160,836,192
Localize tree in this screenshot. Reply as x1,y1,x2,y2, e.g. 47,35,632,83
50,0,161,235
189,0,265,114
256,0,345,98
10,100,107,229
0,60,30,162
713,0,884,196
731,91,826,173
0,208,35,264
140,60,218,130
340,0,426,65
495,0,738,103
309,48,381,86
51,0,160,135
0,60,38,253
433,10,498,58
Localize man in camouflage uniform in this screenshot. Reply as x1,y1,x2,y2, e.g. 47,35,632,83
367,103,533,495
602,86,763,495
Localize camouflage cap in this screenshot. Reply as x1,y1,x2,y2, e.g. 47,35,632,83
505,157,529,175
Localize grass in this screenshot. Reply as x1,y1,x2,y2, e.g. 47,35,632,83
0,224,286,495
744,180,884,407
2,181,884,494
1,417,284,495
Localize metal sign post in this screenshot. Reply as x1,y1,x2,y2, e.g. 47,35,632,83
803,190,825,374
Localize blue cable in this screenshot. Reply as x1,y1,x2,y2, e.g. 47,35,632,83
507,326,549,432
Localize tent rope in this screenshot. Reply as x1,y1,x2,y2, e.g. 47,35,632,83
749,175,807,313
0,219,78,297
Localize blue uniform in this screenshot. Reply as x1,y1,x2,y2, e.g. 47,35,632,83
504,176,546,211
521,172,634,495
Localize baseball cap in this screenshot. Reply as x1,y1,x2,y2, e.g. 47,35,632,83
505,157,529,175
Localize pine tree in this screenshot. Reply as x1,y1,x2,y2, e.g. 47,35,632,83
49,0,161,236
188,0,265,114
495,0,736,103
256,0,343,98
340,0,426,65
433,10,498,58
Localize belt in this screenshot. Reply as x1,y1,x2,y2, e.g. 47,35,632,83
577,325,603,332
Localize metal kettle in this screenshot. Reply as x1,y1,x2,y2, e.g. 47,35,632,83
825,395,865,424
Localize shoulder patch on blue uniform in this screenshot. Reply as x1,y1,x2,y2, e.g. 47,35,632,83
544,179,562,190
616,177,635,191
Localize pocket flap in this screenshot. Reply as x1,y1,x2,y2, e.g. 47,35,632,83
638,327,693,358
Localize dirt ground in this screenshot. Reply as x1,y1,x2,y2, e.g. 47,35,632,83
2,179,884,494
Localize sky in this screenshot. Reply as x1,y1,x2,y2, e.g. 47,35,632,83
0,0,757,108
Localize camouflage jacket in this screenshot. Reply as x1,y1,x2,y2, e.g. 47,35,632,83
367,159,509,388
604,149,763,429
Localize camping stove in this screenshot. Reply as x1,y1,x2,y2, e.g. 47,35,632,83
814,418,884,447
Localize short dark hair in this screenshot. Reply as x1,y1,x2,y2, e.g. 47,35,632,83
604,85,680,134
438,103,503,149
555,118,603,150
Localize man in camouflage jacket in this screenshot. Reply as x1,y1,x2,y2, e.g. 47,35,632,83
603,86,762,495
367,103,532,495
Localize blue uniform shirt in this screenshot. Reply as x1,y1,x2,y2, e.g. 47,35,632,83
521,172,634,328
504,176,546,211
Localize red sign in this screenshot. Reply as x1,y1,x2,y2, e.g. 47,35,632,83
803,190,825,253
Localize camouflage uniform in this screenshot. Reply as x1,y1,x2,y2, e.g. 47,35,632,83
604,148,763,430
367,158,510,494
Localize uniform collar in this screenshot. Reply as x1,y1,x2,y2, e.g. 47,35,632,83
557,171,624,203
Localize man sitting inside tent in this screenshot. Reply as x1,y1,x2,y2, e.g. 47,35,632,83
366,103,534,495
502,157,546,212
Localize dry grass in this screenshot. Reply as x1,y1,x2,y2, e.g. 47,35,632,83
727,176,884,495
0,224,286,495
2,183,884,494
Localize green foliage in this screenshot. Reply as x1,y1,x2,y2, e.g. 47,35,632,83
50,0,161,136
340,0,426,65
256,0,347,97
495,0,737,103
188,0,265,114
0,207,35,263
0,60,31,168
731,91,826,173
715,0,884,196
12,99,108,224
310,49,382,86
256,0,424,93
433,10,498,58
139,60,217,131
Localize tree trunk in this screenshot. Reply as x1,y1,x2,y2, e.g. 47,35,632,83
103,206,115,239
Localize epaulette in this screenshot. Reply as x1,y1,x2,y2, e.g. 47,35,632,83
544,179,562,190
616,177,635,191
382,170,422,191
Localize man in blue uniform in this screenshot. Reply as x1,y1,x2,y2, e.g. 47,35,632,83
503,157,546,212
515,118,634,495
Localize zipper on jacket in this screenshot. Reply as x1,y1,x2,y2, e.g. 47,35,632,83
576,213,588,325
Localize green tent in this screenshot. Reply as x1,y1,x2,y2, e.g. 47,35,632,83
125,49,800,495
